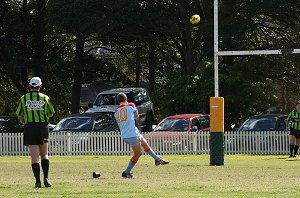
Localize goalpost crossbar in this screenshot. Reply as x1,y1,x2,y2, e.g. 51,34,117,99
218,49,300,56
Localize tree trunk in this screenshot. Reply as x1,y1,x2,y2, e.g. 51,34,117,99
6,0,29,95
21,0,29,87
33,0,46,78
148,39,156,95
183,31,194,75
71,32,85,114
135,40,141,87
179,0,194,76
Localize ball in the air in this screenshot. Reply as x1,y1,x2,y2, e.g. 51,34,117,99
190,14,200,24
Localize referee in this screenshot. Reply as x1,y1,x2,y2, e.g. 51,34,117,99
16,77,55,188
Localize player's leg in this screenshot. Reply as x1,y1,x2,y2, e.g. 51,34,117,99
289,136,295,157
39,143,52,187
289,129,296,157
140,135,169,166
293,136,300,157
140,136,160,160
28,145,41,188
122,137,142,178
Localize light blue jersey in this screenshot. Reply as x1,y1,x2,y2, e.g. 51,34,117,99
115,103,140,139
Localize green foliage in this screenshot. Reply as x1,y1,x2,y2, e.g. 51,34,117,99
219,57,278,128
153,66,213,121
0,76,20,116
153,58,280,127
1,0,300,127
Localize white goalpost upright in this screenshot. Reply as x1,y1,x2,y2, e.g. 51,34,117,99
210,0,300,166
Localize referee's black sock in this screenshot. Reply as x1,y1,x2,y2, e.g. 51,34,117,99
290,144,294,156
294,146,299,156
31,163,41,183
41,159,49,179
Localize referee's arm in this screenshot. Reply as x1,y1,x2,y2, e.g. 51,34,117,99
16,100,24,122
46,98,55,119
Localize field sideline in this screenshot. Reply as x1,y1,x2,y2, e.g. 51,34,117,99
0,155,300,198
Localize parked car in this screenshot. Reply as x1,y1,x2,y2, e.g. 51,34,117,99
0,116,55,133
52,112,119,132
51,112,120,153
0,116,24,133
86,87,154,132
230,114,288,152
153,114,210,133
238,114,287,132
48,123,56,131
150,114,210,151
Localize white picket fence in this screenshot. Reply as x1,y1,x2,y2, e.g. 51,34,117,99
0,131,290,156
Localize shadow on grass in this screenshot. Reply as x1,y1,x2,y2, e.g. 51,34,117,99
270,157,299,161
177,164,211,167
285,158,299,161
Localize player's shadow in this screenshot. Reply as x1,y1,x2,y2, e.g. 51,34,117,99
178,164,213,167
272,157,298,161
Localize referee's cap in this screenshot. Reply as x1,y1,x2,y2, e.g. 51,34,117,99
29,77,42,87
296,100,300,105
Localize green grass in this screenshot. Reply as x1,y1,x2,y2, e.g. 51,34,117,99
0,155,300,198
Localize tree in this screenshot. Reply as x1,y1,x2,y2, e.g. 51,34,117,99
1,0,300,128
48,0,111,114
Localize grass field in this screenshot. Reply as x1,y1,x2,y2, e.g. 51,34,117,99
0,154,300,198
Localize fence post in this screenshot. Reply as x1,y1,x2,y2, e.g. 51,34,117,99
192,132,197,153
67,132,71,155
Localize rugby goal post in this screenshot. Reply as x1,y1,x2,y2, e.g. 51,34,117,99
210,0,300,166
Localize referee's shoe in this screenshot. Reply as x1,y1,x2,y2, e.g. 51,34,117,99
44,178,52,187
35,182,41,188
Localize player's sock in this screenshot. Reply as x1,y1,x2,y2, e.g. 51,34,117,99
41,159,49,179
293,146,299,156
124,157,138,173
31,163,41,183
144,147,160,161
290,144,294,156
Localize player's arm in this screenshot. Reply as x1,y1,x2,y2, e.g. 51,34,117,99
129,103,139,120
17,115,23,122
285,119,290,131
134,111,139,120
285,112,293,130
46,96,55,118
16,100,24,123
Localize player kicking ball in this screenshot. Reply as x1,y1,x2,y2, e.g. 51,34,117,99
115,92,169,178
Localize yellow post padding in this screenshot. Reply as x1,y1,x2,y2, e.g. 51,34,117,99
210,97,224,132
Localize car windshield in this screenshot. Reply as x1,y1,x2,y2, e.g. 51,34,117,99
53,117,93,131
95,94,116,105
239,117,276,131
154,118,189,131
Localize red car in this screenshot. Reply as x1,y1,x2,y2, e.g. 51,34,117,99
153,114,210,133
147,114,210,152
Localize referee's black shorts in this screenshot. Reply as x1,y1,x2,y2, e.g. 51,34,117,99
23,122,49,146
290,127,300,139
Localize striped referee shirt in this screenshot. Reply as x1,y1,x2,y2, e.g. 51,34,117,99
16,91,55,124
287,109,300,130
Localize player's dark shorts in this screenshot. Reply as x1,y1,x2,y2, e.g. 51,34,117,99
289,128,300,139
23,122,49,146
